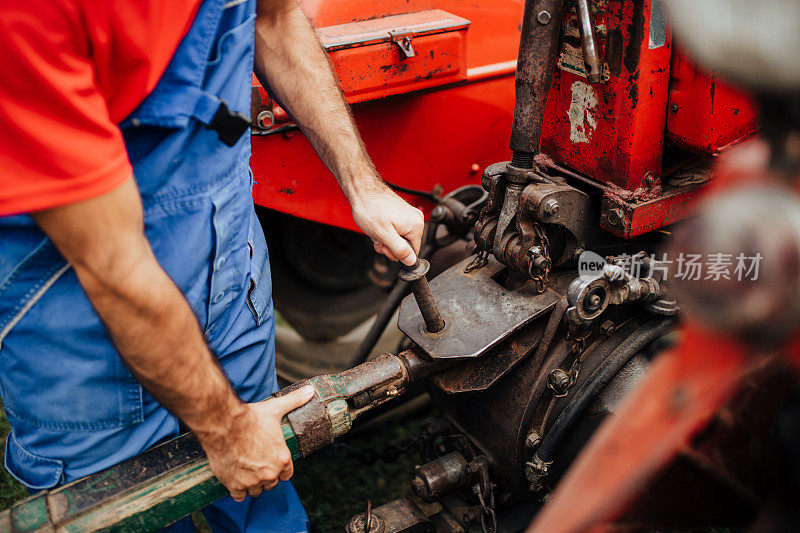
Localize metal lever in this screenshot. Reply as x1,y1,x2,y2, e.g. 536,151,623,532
399,259,446,333
575,0,602,84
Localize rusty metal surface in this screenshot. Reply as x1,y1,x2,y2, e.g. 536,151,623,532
400,259,446,334
429,321,542,394
574,0,601,84
347,498,434,533
427,273,571,394
412,452,470,502
510,0,567,161
398,256,559,359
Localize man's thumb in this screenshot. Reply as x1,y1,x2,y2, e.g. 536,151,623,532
272,385,315,415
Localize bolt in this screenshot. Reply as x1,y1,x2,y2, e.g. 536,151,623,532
256,110,275,130
600,320,615,336
470,163,481,175
525,431,541,449
398,259,445,333
430,205,446,220
411,476,427,499
671,103,679,112
644,173,655,186
543,199,559,215
537,10,552,24
606,208,625,228
548,369,571,396
588,294,602,308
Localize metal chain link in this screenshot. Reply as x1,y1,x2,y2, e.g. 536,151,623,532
464,249,490,273
528,223,552,293
472,460,498,533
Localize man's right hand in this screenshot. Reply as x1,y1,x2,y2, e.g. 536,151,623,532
200,386,315,501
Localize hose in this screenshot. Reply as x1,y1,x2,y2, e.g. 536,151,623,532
533,318,675,465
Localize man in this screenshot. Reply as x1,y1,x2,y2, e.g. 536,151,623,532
0,0,424,530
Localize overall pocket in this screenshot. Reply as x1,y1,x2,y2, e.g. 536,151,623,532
246,205,270,325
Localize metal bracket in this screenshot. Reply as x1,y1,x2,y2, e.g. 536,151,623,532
388,29,415,59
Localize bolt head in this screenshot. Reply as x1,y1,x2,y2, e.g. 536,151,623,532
431,205,445,220
548,369,570,395
600,320,616,335
606,208,625,228
256,110,275,130
543,199,559,215
525,432,541,448
537,10,552,24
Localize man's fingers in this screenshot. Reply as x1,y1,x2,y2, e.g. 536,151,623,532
230,489,247,503
270,385,315,416
403,223,423,256
279,460,294,481
247,485,263,499
381,231,416,266
377,243,399,262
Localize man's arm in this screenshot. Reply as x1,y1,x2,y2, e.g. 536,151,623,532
254,0,424,265
32,177,313,501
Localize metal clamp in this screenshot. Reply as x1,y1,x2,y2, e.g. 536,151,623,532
388,29,416,59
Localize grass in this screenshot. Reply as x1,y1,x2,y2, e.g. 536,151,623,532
0,402,432,532
0,408,26,510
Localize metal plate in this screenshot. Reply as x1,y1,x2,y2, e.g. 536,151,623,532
398,257,560,360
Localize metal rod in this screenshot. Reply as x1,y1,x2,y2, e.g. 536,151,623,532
575,0,602,84
349,244,435,367
398,259,445,333
509,0,566,166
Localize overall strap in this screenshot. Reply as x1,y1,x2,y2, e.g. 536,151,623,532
120,0,254,147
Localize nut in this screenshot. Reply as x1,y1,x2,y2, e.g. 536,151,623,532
543,199,559,216
548,369,571,396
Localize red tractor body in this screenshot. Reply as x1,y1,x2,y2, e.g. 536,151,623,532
250,0,756,237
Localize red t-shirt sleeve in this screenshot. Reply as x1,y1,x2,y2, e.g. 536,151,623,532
0,0,132,216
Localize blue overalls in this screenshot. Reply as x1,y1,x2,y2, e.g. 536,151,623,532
0,0,309,530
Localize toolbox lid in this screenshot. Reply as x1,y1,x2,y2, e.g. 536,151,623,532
316,9,470,51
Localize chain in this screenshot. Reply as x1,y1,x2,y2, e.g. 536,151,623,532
472,459,497,533
464,249,490,273
528,223,552,293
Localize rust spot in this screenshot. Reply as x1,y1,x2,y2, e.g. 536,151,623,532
622,0,645,74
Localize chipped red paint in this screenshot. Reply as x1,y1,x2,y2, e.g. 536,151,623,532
667,46,758,154
251,0,757,239
541,0,672,191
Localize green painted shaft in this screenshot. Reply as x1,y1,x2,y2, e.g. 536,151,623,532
0,421,302,532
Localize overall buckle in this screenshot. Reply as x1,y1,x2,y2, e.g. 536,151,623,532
207,100,251,147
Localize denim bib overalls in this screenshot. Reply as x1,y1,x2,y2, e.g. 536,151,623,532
0,0,308,530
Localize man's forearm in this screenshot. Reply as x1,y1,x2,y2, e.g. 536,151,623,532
32,178,244,442
253,0,383,200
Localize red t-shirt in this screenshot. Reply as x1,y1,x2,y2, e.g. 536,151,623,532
0,0,201,215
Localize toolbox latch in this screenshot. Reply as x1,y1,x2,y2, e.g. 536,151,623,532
388,29,415,59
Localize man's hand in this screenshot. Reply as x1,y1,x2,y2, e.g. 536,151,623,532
201,386,315,502
254,0,425,266
351,185,424,266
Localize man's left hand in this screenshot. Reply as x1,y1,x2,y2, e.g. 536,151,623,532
350,185,425,266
